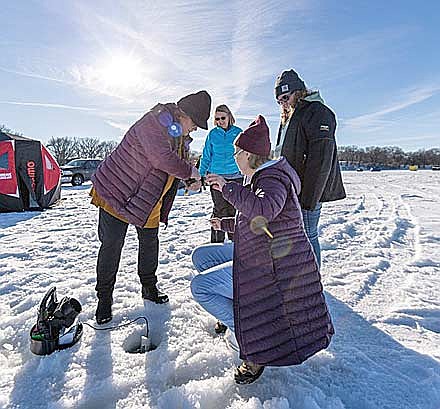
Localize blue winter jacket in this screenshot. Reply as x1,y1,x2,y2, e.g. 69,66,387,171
199,125,242,176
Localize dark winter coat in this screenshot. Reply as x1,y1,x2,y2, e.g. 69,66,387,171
91,104,193,227
221,158,334,366
277,93,346,210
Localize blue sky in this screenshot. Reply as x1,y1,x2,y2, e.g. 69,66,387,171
1,0,439,151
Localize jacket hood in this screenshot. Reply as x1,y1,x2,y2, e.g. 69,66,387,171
303,90,325,104
255,157,301,195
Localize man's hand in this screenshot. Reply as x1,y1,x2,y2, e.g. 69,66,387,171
210,217,221,230
191,167,201,180
187,180,202,191
206,174,226,191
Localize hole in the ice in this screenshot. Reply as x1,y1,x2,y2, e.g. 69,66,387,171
123,329,157,353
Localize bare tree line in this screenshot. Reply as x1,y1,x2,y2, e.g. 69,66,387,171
0,124,23,136
338,146,440,169
1,125,118,165
2,124,439,168
46,137,118,165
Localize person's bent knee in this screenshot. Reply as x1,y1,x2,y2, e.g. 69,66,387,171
190,274,207,300
191,246,203,268
191,245,212,272
190,274,201,298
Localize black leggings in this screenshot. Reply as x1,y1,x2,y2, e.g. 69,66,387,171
95,208,159,298
210,177,243,243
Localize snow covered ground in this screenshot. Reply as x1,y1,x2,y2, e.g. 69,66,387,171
0,170,439,409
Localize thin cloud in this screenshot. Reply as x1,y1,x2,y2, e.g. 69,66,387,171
5,0,435,150
0,66,69,85
69,1,311,109
0,65,133,102
2,0,317,133
342,85,440,132
105,120,130,133
306,27,412,86
0,100,97,112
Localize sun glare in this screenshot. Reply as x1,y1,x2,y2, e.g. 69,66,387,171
102,57,140,87
76,51,156,99
86,52,151,97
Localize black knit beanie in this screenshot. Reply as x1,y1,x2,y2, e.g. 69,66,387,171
177,90,211,130
274,69,306,99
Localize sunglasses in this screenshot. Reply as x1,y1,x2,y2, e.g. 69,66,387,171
215,116,227,121
233,149,244,157
277,93,292,104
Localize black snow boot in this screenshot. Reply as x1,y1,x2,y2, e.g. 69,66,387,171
142,285,169,304
214,321,227,334
234,361,265,385
95,296,113,325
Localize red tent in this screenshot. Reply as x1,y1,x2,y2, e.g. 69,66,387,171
0,131,61,212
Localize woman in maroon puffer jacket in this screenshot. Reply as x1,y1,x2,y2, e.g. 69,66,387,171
191,115,334,385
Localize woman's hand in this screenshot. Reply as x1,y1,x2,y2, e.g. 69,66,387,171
206,174,226,191
210,217,221,230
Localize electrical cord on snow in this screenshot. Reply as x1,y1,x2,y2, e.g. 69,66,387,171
83,316,149,337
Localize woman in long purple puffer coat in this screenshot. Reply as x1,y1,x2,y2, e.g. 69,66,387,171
191,115,334,385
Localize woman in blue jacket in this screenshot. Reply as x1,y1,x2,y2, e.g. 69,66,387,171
199,104,243,243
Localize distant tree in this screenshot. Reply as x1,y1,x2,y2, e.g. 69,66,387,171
338,145,440,169
0,124,23,136
99,141,118,158
76,137,103,158
425,148,440,166
46,136,78,165
338,145,363,166
354,147,366,167
408,149,426,168
365,146,384,166
337,146,350,164
384,146,405,168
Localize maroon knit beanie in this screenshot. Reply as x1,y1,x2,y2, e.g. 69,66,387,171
235,115,270,156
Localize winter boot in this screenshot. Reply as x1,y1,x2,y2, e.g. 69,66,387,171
214,321,227,334
234,360,265,385
95,296,113,325
142,285,169,304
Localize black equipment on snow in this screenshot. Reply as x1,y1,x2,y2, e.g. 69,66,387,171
30,287,83,355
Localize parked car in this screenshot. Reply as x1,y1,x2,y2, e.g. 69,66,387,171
356,167,364,172
61,159,101,186
370,167,381,172
432,165,440,171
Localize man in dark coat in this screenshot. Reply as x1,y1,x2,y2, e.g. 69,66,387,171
191,115,334,385
91,90,211,324
274,69,346,267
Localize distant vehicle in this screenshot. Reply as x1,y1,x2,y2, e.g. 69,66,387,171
432,165,440,171
356,167,364,172
409,165,418,171
61,159,101,186
370,167,381,172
